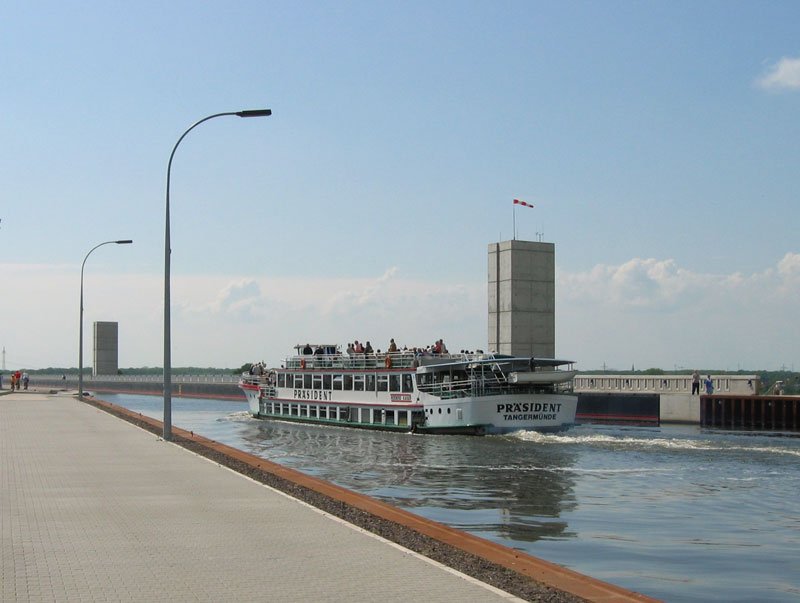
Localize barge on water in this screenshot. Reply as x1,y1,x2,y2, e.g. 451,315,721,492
239,345,577,435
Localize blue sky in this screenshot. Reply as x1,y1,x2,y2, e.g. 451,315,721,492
1,1,798,371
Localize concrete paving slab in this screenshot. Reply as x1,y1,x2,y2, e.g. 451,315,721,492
1,392,521,602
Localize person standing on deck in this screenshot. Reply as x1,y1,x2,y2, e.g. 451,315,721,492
692,370,700,395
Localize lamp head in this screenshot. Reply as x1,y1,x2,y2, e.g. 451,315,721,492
236,109,272,118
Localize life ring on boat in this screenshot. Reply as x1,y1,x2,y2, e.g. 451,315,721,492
300,359,306,369
384,355,392,369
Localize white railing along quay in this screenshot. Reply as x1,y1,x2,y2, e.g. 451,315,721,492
36,374,240,384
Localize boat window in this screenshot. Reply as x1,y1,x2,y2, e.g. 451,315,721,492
294,374,303,389
277,373,285,388
333,375,343,391
313,374,323,390
402,374,414,392
344,375,353,390
323,374,332,390
377,375,388,392
389,374,401,392
353,375,364,391
304,374,312,389
365,374,376,391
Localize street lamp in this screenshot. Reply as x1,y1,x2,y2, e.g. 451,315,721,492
79,239,133,398
164,108,272,441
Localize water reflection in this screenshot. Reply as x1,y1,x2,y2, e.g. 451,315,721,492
235,417,578,543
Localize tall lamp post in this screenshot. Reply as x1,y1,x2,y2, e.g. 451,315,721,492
164,108,272,441
79,239,133,398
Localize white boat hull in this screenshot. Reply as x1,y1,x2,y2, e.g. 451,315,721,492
419,391,577,434
241,383,576,435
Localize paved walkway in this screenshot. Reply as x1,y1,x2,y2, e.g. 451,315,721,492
1,391,520,602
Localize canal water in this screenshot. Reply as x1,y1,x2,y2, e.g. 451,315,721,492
102,393,800,602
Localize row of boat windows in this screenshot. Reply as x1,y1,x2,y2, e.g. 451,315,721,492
261,401,424,427
277,372,415,393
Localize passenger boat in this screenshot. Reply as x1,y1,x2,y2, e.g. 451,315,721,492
239,344,577,435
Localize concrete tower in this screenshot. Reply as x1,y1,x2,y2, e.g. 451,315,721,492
93,321,119,376
488,240,555,358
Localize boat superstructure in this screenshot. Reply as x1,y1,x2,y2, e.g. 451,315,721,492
239,345,577,435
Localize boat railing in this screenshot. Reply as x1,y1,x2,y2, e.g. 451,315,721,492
286,351,423,370
416,377,480,399
239,374,277,396
417,374,569,399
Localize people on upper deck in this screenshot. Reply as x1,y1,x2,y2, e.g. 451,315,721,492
248,361,265,376
346,342,355,355
314,346,324,356
365,341,373,355
354,340,364,353
388,338,397,353
302,343,313,355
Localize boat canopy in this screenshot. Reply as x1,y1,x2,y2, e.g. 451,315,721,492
415,356,575,374
294,344,340,355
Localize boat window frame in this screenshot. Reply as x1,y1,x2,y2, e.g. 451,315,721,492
377,375,388,392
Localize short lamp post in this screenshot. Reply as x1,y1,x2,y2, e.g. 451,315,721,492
79,239,133,398
164,108,272,441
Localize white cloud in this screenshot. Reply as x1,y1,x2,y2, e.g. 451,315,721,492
777,252,800,278
559,258,699,310
756,56,800,90
557,255,800,371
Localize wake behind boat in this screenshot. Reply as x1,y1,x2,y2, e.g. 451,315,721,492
239,344,577,435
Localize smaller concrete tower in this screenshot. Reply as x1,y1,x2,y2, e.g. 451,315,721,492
93,321,119,376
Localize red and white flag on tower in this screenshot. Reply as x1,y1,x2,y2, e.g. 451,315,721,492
513,198,534,208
